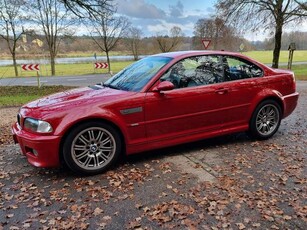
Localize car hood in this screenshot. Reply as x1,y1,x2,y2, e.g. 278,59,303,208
23,85,135,110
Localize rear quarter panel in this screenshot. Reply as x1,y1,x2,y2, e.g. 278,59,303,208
246,69,298,120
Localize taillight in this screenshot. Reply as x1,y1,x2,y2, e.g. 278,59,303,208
291,73,296,92
292,73,296,82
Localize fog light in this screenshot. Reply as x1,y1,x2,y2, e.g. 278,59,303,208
33,149,38,156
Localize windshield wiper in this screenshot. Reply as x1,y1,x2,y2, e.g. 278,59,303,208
103,83,120,90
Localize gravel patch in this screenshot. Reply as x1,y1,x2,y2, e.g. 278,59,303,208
0,107,19,146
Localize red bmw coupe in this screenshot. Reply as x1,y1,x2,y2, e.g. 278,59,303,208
12,51,299,174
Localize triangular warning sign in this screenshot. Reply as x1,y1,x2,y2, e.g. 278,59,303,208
201,39,211,49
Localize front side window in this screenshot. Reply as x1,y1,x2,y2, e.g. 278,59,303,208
160,55,226,89
104,56,172,92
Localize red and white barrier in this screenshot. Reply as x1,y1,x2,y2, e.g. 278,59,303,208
21,64,40,71
94,62,108,69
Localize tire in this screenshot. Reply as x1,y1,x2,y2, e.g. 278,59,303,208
249,100,281,140
63,121,122,175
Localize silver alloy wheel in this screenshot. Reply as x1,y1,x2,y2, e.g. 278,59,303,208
255,104,279,136
71,127,116,171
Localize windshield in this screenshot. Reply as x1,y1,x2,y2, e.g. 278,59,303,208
103,56,173,92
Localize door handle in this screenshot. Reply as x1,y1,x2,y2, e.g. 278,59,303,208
215,88,228,95
240,81,256,86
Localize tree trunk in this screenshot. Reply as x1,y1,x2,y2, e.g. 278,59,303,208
50,55,56,76
106,50,111,73
214,29,218,50
272,17,283,68
12,52,19,77
272,26,282,68
132,41,138,61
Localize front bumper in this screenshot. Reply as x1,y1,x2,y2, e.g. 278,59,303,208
12,122,61,168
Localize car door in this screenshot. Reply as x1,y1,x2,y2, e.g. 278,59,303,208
143,55,232,145
219,55,267,129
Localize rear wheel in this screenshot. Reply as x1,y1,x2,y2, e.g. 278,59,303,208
249,100,281,140
63,121,122,175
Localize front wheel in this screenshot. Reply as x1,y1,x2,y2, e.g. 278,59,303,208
63,121,122,175
249,100,281,140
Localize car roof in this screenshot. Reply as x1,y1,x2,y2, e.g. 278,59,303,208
152,50,246,59
151,50,272,73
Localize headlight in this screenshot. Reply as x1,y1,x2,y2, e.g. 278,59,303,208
24,118,53,133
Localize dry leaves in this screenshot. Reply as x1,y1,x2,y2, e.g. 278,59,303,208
1,91,307,229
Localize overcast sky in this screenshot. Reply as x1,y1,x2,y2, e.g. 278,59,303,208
114,0,307,41
114,0,216,36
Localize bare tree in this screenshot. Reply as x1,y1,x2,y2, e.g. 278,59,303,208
0,0,24,77
156,26,184,53
216,0,307,68
294,0,307,10
126,26,142,60
60,0,113,18
194,17,238,50
88,7,130,72
29,0,75,75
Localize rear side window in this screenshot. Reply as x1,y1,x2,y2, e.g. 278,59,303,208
225,56,263,81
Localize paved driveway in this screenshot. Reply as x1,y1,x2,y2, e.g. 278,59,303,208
0,83,306,229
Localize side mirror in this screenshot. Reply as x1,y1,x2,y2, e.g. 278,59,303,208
152,81,174,92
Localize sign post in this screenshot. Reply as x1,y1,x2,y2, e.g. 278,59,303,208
287,43,296,70
37,71,40,88
21,64,40,87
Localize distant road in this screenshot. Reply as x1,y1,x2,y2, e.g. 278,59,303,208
0,74,111,87
278,61,307,66
0,65,306,87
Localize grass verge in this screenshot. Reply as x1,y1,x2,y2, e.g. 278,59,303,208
0,86,76,107
0,61,133,78
1,61,305,80
243,50,307,64
279,65,307,80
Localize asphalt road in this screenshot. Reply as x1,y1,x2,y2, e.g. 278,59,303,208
1,73,307,88
0,74,111,87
